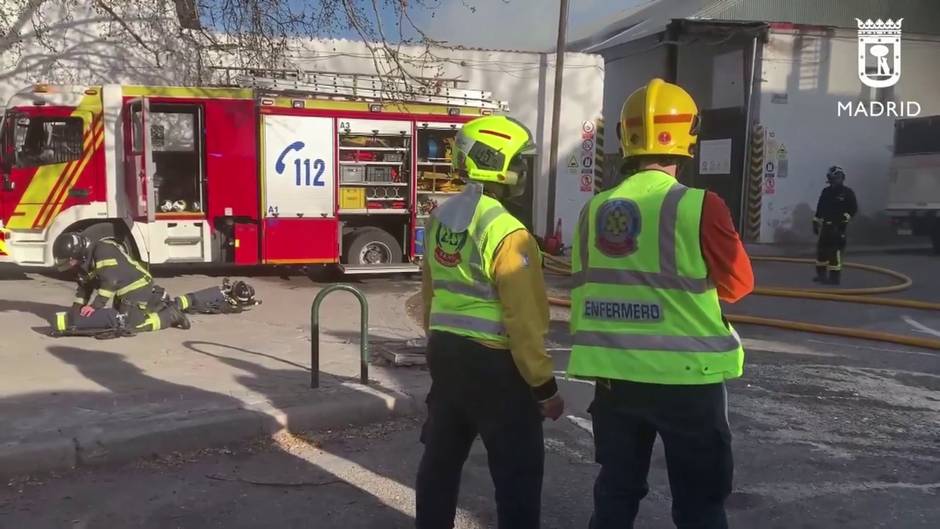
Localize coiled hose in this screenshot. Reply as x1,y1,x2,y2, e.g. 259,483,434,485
541,253,940,351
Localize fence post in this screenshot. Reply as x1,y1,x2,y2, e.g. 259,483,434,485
310,284,369,388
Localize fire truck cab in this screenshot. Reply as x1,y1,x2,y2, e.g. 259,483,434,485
0,74,505,273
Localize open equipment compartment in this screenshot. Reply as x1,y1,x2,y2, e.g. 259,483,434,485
336,118,415,271
414,121,465,258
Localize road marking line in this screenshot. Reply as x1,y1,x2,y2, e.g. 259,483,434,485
565,415,594,437
902,315,940,338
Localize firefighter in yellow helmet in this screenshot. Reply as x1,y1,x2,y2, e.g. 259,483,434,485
416,115,564,529
567,79,754,528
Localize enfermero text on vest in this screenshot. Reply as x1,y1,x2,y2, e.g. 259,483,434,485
584,299,663,322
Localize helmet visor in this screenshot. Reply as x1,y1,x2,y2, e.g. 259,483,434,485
467,141,506,172
53,256,73,271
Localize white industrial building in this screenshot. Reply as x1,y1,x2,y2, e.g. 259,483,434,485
571,0,940,244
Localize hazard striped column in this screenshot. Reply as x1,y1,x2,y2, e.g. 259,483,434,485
746,124,764,242
594,118,605,194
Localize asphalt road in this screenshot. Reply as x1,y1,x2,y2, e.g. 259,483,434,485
1,250,939,528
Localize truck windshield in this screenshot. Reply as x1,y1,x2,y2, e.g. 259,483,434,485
894,116,940,155
10,114,83,168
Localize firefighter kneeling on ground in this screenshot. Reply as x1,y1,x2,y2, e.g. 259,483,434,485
51,232,260,338
813,165,858,285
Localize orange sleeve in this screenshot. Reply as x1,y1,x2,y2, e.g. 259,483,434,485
700,192,754,303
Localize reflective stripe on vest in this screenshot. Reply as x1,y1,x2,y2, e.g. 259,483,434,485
571,185,711,293
429,313,506,336
567,170,744,385
431,279,498,300
574,331,740,353
427,193,523,345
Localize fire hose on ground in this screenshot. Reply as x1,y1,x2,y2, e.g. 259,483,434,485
541,253,940,351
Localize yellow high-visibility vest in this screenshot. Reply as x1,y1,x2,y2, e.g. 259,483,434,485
567,170,744,385
426,191,525,347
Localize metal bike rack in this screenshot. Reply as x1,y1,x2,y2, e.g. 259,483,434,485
310,284,369,388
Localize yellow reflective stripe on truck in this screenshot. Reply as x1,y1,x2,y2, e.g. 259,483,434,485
5,92,103,230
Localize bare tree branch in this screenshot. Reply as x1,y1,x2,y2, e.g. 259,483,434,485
2,0,457,102
91,0,161,67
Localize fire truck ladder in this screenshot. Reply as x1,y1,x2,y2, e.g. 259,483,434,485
213,66,509,111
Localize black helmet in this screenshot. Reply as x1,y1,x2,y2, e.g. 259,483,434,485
826,165,845,184
231,281,256,305
52,232,89,271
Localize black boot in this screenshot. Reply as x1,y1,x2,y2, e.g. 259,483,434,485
813,266,827,282
166,304,191,329
827,270,841,285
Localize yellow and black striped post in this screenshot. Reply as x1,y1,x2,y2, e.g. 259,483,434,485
746,124,764,242
594,117,605,194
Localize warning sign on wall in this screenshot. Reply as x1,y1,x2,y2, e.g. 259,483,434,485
580,173,593,192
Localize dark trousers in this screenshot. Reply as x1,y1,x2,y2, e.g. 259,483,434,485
816,224,846,273
415,331,544,529
588,380,733,529
61,303,174,333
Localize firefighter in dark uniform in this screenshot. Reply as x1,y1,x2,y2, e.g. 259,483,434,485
51,232,191,336
813,166,858,285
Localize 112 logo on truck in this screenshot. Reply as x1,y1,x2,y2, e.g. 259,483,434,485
275,141,326,187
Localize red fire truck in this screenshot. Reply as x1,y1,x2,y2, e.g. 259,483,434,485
0,72,506,274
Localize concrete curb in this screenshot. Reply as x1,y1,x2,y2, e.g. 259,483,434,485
0,384,425,478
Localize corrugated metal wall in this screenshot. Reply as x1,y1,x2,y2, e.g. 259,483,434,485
697,0,940,36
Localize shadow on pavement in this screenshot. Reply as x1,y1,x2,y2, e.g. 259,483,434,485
181,340,413,400
0,264,31,281
0,345,422,529
0,298,61,327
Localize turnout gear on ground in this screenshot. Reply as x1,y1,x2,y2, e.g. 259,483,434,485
175,279,262,314
813,168,858,285
618,78,700,159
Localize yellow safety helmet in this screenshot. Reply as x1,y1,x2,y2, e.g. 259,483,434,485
619,78,700,158
454,115,535,193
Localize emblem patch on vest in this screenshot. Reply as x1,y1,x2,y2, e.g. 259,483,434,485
434,224,469,267
596,199,641,257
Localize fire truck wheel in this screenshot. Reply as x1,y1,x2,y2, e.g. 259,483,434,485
345,228,402,266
